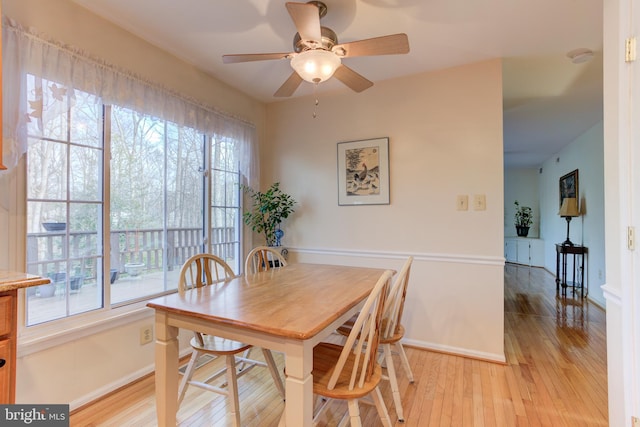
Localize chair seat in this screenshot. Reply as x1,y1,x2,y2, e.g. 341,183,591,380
335,314,357,337
380,324,405,345
190,335,253,355
312,342,383,400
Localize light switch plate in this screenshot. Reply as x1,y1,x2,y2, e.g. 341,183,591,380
473,194,486,211
457,195,468,211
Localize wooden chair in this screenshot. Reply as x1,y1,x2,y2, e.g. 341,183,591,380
176,253,285,427
241,246,289,368
336,256,415,422
244,246,288,274
309,269,395,427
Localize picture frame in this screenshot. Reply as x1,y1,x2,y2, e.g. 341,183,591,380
337,137,390,206
559,169,579,208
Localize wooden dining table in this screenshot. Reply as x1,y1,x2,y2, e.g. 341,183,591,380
146,262,391,427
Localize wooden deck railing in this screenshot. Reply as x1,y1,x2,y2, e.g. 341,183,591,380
26,227,238,282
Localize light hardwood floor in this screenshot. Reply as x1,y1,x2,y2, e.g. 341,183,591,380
70,263,607,426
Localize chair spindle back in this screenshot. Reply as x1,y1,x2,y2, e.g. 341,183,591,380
382,256,413,339
244,246,288,274
328,269,393,391
179,253,235,293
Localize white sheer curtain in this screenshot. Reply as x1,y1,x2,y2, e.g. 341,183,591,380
1,17,258,188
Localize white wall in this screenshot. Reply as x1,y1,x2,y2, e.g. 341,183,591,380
539,122,605,306
264,60,506,361
1,0,266,408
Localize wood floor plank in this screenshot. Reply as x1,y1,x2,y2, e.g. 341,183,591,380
69,264,608,426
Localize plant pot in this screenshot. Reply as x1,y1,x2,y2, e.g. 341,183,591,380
38,283,56,298
42,222,66,232
516,226,530,237
125,262,145,277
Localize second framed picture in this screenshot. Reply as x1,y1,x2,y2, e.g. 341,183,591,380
559,169,579,208
337,137,390,206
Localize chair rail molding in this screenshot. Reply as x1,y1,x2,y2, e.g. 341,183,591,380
601,283,622,307
289,246,505,267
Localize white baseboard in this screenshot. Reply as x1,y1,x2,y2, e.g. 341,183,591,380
68,347,193,411
402,338,506,364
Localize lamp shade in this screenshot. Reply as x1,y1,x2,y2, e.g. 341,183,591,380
290,50,341,84
558,197,580,217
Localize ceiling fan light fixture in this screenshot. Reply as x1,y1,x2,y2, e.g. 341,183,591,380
290,49,341,83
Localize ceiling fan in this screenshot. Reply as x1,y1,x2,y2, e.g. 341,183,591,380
222,1,410,97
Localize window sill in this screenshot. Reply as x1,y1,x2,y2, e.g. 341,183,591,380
17,301,154,357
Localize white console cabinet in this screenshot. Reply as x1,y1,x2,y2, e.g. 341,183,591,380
505,237,544,267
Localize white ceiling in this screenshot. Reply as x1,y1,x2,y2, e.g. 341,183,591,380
71,0,603,168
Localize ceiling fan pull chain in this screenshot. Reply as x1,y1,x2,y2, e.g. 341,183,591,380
313,82,319,118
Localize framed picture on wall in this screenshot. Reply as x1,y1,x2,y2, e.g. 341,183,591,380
337,137,390,206
559,169,579,208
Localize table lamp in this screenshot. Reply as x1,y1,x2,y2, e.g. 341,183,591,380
559,197,580,246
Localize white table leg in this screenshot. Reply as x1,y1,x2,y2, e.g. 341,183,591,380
284,341,314,426
154,312,179,427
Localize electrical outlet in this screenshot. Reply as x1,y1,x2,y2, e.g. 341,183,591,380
140,325,153,345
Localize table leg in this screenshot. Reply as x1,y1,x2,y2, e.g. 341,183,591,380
573,254,579,296
555,250,560,291
154,312,179,427
283,341,314,426
562,252,569,296
581,253,586,298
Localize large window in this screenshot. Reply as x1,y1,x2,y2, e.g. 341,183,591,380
25,77,243,326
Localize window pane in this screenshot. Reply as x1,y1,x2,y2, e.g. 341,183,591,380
166,124,204,278
69,203,101,257
70,91,102,146
70,145,102,202
26,75,68,140
211,170,226,207
27,139,67,201
225,171,240,208
110,107,165,304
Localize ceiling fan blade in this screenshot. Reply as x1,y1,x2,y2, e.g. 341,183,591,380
274,72,304,97
222,53,292,64
286,2,322,44
333,65,373,93
333,33,410,58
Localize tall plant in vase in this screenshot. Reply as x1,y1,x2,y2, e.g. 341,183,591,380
514,200,533,237
242,182,296,247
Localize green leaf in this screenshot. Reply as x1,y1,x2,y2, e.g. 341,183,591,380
241,182,297,245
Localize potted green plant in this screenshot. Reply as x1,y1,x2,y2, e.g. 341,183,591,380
242,182,296,247
514,200,533,237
